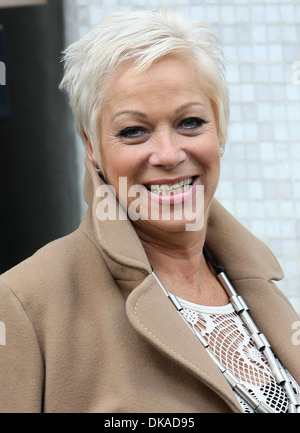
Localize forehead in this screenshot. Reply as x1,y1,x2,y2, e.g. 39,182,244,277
102,54,210,113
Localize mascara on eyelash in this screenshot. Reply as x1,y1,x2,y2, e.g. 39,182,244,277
117,126,146,138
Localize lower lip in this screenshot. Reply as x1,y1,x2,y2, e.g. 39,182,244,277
147,177,199,205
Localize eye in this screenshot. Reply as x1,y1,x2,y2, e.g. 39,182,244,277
178,117,208,132
117,126,148,141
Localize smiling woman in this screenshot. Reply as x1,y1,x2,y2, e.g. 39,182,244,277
0,9,299,414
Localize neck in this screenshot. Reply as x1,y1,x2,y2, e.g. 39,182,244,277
135,222,229,305
137,224,208,296
135,220,206,268
141,233,205,274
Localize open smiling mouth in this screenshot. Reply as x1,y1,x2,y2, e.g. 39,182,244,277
145,176,197,196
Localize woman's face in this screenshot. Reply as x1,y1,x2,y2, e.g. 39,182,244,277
93,54,222,234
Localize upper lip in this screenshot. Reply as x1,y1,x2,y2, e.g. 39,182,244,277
143,175,198,186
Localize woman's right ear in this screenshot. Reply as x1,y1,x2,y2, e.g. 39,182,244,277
83,132,102,174
83,132,97,166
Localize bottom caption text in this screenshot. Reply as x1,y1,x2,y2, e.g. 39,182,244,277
104,416,195,430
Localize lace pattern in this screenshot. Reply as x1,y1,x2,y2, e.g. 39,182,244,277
178,299,300,413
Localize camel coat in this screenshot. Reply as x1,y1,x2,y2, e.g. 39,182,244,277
0,159,299,413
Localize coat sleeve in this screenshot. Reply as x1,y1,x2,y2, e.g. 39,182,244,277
0,279,44,413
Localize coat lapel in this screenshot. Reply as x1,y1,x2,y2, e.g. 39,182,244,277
126,273,243,413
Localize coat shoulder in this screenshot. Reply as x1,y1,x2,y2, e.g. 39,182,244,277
0,228,107,302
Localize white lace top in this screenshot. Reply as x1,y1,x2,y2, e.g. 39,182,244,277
178,297,300,413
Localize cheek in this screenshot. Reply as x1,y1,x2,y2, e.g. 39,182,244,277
100,145,147,184
192,135,220,165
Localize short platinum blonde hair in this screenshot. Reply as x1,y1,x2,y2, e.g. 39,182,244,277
59,9,230,150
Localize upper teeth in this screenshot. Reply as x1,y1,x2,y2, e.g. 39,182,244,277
150,177,193,195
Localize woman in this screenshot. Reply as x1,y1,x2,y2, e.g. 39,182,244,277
0,10,299,413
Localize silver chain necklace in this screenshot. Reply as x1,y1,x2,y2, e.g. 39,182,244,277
152,247,300,413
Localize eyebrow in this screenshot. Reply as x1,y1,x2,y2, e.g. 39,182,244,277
113,102,206,121
176,102,205,113
113,110,147,121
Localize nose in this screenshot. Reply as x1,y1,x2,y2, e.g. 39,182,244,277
148,129,186,169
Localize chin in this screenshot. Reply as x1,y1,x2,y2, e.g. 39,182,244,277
133,215,205,235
